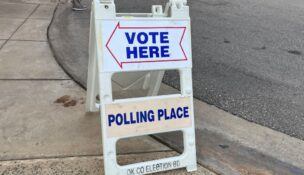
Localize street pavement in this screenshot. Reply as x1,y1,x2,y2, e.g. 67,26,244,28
164,0,304,140
0,1,214,174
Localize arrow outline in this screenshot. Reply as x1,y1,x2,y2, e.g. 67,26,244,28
106,22,188,69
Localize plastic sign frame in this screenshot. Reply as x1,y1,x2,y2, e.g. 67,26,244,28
86,0,197,174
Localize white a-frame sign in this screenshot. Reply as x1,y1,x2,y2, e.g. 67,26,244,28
86,0,197,174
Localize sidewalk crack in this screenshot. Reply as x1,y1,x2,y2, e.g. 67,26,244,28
0,4,40,50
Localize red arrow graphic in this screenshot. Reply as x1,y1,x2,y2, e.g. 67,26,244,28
106,22,188,69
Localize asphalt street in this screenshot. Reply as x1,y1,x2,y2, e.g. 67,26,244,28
165,0,304,139
49,0,304,140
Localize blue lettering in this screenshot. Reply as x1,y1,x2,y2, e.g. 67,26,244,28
149,46,159,58
149,32,159,43
136,111,140,123
170,108,177,119
108,114,115,126
108,107,188,126
125,32,171,59
126,47,138,59
183,106,189,118
161,46,170,57
125,32,136,44
130,112,136,124
137,32,149,44
123,113,130,125
160,32,169,43
158,109,164,121
176,107,183,118
139,111,147,122
116,113,123,126
147,110,155,122
139,46,148,58
164,109,170,120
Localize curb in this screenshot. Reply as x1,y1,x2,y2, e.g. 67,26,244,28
156,84,304,174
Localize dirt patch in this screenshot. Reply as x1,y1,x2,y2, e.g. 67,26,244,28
63,99,77,107
55,95,82,107
54,95,71,103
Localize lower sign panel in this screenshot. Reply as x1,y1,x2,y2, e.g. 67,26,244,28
105,97,192,138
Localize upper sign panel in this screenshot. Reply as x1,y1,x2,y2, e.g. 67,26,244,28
99,20,192,72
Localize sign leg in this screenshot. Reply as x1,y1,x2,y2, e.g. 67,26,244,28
86,12,99,112
99,72,118,175
180,68,197,172
146,71,165,96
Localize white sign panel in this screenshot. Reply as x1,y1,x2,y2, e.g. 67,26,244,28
105,97,193,138
100,20,192,72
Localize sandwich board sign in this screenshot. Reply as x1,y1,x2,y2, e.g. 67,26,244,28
86,0,197,174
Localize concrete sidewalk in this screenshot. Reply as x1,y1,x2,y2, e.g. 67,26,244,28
0,1,215,174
